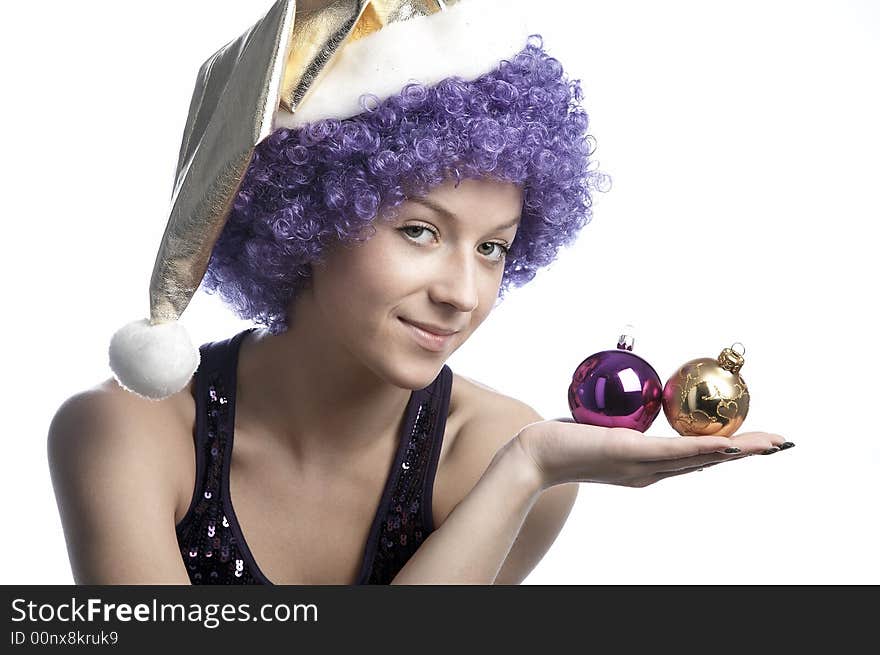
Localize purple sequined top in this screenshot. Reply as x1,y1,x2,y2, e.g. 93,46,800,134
174,327,451,584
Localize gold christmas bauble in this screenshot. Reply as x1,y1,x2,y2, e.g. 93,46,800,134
662,344,750,436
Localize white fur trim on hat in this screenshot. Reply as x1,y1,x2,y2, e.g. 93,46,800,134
275,0,536,129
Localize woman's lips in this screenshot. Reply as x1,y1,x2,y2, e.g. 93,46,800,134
398,317,455,352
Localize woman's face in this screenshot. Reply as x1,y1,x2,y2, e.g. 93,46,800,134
306,176,523,389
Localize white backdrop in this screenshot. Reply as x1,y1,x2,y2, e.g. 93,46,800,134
2,0,877,585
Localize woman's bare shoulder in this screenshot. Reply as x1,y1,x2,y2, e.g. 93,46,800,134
50,377,193,439
447,372,544,459
47,377,194,501
450,371,543,425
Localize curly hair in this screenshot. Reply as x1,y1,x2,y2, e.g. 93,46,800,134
200,34,612,335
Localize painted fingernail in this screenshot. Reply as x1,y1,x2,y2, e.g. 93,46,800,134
761,447,781,455
723,447,741,454
779,442,796,450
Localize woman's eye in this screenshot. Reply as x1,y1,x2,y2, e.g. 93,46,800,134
398,225,440,245
478,242,510,262
399,225,436,243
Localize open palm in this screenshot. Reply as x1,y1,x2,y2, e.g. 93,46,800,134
516,418,792,490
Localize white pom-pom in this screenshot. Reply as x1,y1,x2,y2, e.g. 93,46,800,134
108,318,201,401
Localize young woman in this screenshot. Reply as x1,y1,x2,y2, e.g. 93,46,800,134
47,2,791,585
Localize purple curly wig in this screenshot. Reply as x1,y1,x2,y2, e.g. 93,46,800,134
200,35,611,335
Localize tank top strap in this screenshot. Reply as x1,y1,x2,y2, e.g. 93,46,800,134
176,327,261,584
419,363,452,532
188,327,254,482
361,363,453,584
196,328,255,388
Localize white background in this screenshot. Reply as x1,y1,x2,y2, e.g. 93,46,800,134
2,0,877,585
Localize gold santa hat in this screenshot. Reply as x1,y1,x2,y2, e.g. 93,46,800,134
108,0,537,400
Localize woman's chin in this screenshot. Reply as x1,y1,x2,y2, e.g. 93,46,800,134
379,361,444,391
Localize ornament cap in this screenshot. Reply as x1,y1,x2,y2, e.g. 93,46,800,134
616,323,636,352
717,342,746,375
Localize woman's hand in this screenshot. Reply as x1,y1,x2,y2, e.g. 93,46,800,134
515,418,793,491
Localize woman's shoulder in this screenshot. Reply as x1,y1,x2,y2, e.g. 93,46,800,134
447,371,544,459
55,376,196,440
450,371,543,425
47,377,195,506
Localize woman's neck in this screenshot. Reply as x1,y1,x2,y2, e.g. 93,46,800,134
233,305,413,465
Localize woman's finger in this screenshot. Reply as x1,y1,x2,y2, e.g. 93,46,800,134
632,431,791,461
646,451,748,474
728,432,791,453
632,434,738,462
638,432,793,470
650,461,721,483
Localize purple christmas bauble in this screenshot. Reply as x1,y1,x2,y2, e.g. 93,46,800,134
568,343,663,432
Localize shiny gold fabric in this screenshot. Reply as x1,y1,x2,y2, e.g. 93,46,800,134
282,1,458,113
150,0,455,325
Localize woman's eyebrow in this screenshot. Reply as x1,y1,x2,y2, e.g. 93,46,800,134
410,196,520,230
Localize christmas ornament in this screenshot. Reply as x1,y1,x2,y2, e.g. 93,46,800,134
568,328,663,432
662,343,750,436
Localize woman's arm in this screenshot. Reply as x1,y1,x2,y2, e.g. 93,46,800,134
390,395,580,585
390,398,788,584
47,390,192,584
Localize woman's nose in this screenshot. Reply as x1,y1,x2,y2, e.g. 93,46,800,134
428,250,480,313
